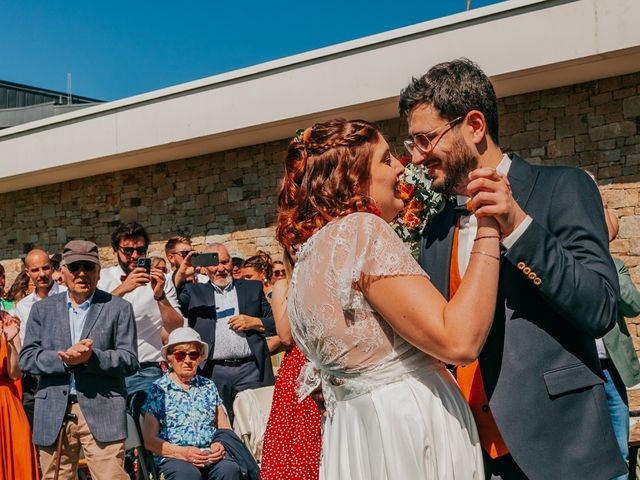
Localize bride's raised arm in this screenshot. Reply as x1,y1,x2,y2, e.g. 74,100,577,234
361,215,500,365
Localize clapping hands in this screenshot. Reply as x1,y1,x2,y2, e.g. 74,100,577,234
58,338,93,365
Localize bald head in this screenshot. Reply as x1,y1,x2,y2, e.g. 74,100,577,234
24,248,53,296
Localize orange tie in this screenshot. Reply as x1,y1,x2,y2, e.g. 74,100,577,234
450,218,508,459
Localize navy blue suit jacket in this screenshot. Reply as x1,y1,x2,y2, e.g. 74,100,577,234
177,279,275,386
420,154,625,479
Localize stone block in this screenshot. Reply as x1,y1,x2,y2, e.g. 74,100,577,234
590,92,612,106
623,96,640,119
589,121,637,142
541,93,569,108
547,138,575,158
508,131,539,150
227,187,243,203
500,112,524,136
619,216,640,239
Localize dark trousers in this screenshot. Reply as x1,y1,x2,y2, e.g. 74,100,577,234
484,451,529,479
200,360,262,425
159,456,241,480
21,372,38,428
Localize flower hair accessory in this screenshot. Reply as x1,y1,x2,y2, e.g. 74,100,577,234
293,127,313,146
392,155,443,254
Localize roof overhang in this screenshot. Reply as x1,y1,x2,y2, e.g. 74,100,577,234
1,0,639,193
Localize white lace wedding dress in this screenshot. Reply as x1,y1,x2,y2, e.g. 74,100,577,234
288,212,484,479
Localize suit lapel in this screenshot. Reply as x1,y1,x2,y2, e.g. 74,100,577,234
420,202,457,300
234,280,247,314
55,294,73,349
80,291,105,339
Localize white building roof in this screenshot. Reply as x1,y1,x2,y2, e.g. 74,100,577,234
0,0,639,193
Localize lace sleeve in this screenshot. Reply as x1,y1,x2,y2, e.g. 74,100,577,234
331,213,428,310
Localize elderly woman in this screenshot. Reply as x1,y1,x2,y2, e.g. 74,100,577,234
142,327,242,480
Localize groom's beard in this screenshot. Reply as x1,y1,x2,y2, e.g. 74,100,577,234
431,137,478,198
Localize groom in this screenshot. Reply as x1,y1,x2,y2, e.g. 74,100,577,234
400,58,626,479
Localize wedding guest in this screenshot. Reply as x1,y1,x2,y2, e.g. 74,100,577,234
400,58,624,479
0,312,39,480
241,251,274,299
270,261,287,285
151,256,168,274
98,222,183,399
276,118,503,478
597,200,640,480
141,327,243,480
260,274,322,480
19,240,138,480
14,248,66,343
2,271,33,312
175,244,275,424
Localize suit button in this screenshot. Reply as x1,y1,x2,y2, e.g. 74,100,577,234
482,404,490,413
528,272,536,280
517,261,526,270
523,266,531,275
533,277,542,286
62,390,67,395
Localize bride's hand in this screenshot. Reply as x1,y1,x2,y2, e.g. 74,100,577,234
467,167,525,235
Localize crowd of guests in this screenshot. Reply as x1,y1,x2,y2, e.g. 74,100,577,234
0,221,317,480
2,56,640,480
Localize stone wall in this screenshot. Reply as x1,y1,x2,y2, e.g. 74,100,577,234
1,71,639,291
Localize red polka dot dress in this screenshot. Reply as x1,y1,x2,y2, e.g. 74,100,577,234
260,344,322,480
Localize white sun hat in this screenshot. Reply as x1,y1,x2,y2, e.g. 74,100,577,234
160,327,209,360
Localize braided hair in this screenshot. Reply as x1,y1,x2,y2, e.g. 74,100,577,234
276,118,381,255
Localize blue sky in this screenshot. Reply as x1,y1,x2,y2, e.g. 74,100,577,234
2,0,504,101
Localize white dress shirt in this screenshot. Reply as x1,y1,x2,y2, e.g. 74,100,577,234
98,265,182,362
210,281,253,360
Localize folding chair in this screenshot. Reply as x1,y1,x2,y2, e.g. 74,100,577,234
232,385,275,463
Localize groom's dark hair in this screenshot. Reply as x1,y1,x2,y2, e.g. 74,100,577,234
399,58,500,144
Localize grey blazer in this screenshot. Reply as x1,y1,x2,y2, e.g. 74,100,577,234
420,154,625,480
19,289,139,446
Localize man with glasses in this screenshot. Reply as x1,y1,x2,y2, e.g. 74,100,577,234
98,222,183,397
20,240,138,479
399,58,624,479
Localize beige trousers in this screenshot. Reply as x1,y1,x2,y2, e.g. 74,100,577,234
38,402,128,480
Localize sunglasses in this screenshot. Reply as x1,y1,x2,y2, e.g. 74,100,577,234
272,269,286,277
171,350,201,362
67,262,97,273
118,246,147,256
171,250,193,258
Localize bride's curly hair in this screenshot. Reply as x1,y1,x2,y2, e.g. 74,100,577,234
276,118,381,255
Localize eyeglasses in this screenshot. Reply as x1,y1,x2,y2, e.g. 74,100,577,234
67,262,97,273
118,246,147,257
171,250,193,258
404,116,464,156
272,269,286,277
171,350,201,362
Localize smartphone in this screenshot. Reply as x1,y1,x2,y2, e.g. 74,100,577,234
191,252,219,267
136,257,151,273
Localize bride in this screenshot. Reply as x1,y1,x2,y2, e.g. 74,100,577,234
276,119,505,479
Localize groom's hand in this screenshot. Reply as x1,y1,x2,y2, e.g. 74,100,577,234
467,167,526,236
